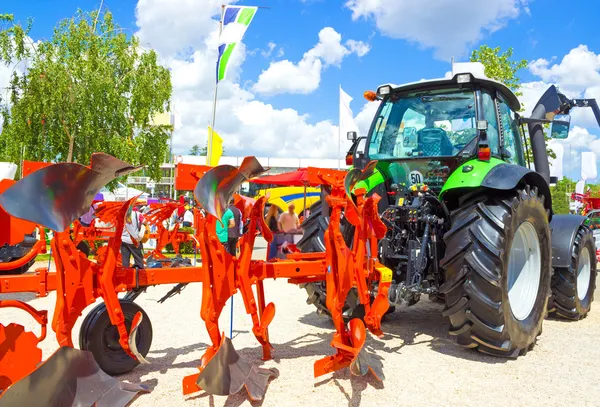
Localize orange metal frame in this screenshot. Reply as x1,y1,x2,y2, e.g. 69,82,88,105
0,162,390,401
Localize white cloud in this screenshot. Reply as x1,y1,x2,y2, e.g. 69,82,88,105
135,0,236,57
522,45,600,130
345,0,529,59
549,126,600,181
261,42,277,58
135,1,357,159
355,100,380,137
520,45,600,180
252,27,370,96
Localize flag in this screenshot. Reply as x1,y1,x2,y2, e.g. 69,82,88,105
216,5,258,83
581,151,597,180
339,85,359,137
549,143,564,180
340,85,358,138
207,126,223,166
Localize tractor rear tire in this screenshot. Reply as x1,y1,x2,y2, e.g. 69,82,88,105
297,199,363,320
79,299,153,375
440,185,552,357
550,225,597,320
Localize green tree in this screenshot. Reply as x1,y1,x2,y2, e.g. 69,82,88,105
189,144,205,156
550,176,573,214
0,11,172,180
470,45,555,163
188,143,225,157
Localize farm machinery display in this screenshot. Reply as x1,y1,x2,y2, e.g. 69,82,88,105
0,153,391,405
299,64,600,355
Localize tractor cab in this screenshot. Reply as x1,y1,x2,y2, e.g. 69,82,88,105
360,65,527,195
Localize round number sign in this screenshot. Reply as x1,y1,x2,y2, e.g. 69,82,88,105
409,170,423,185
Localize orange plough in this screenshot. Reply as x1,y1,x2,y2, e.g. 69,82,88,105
0,154,391,405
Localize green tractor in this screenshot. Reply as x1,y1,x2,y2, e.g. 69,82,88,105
298,63,600,357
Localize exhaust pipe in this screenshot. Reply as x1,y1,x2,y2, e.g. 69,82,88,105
526,85,567,185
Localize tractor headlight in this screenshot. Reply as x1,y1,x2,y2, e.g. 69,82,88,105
378,85,392,96
456,74,471,83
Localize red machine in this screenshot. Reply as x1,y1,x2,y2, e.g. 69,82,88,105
0,154,391,405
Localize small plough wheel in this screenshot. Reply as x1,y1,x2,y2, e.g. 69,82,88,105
550,225,597,319
441,185,552,357
79,299,153,375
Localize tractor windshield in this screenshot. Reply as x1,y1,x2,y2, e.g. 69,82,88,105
368,88,477,159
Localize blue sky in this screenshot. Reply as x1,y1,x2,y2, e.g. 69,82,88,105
4,0,600,180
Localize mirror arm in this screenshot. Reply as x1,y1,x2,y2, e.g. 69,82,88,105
518,117,553,125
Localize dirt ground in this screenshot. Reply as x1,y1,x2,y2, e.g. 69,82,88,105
3,239,600,407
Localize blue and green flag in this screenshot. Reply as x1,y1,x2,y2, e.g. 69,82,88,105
217,5,257,83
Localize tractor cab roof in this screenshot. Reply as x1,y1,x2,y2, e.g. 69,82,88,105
376,72,521,112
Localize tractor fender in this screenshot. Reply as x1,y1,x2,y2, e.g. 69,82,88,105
549,214,587,268
481,163,553,216
441,160,552,216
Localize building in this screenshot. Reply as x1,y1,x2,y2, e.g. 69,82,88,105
125,155,346,196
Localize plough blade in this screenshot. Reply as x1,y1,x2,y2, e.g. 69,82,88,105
0,346,148,407
196,336,277,401
194,156,266,221
0,323,42,390
0,153,142,232
347,319,384,381
128,311,150,365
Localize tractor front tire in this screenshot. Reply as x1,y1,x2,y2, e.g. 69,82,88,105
550,225,597,320
441,185,552,357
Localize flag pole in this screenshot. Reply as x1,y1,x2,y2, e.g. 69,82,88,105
338,85,341,170
208,5,226,165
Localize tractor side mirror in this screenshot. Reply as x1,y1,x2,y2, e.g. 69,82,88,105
347,131,357,141
550,114,571,139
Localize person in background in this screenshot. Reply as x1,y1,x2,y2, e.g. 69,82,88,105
183,205,194,227
216,206,235,254
227,199,242,256
278,203,300,233
121,207,146,269
265,205,279,260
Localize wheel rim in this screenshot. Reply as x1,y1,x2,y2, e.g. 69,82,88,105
577,246,591,301
507,222,542,321
101,316,143,361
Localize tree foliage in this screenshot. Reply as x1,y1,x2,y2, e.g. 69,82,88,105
0,11,172,180
550,176,573,214
189,144,205,156
189,143,224,157
470,45,555,163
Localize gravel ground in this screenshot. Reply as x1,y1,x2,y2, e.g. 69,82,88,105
2,238,600,407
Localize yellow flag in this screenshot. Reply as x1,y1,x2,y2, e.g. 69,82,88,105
207,126,223,166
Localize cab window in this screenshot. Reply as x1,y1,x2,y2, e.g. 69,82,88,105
481,91,500,155
497,97,526,166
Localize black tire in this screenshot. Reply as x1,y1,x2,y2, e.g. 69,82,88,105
440,185,552,357
0,245,36,275
550,225,597,320
297,199,369,320
79,299,153,375
297,200,331,252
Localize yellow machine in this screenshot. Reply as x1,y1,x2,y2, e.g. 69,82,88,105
254,186,321,214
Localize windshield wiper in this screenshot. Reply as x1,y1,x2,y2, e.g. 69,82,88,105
421,96,470,102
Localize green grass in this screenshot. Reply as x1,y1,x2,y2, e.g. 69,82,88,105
35,251,198,262
35,253,52,262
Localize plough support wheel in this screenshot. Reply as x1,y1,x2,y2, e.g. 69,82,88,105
0,347,148,407
0,323,42,390
79,299,153,375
